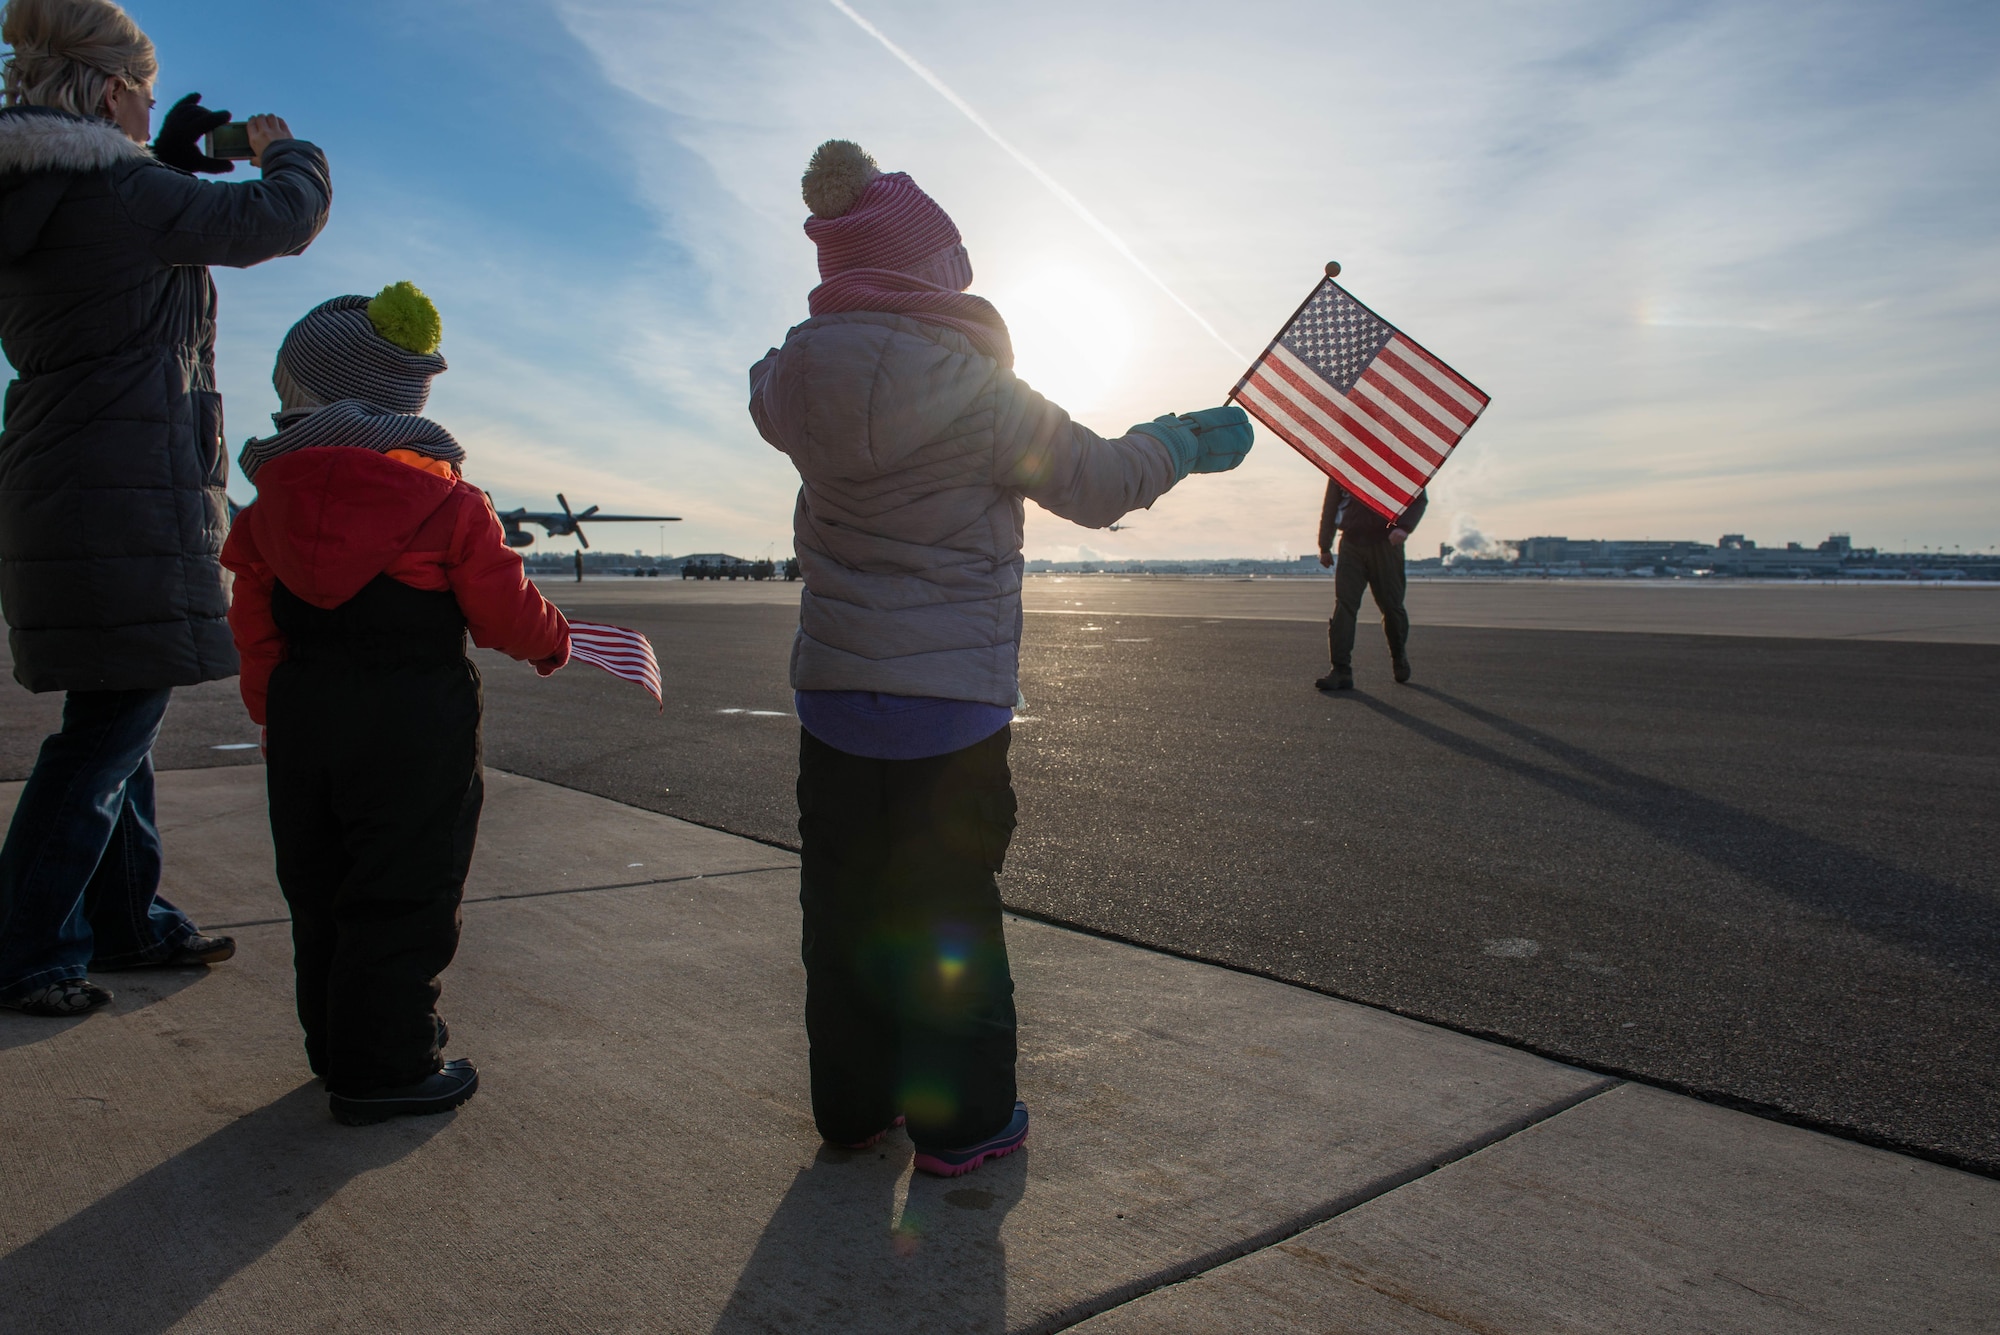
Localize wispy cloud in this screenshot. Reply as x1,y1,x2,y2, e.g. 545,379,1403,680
823,0,1245,360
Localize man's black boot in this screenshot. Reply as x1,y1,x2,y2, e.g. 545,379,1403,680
1393,655,1412,684
329,1058,479,1126
1318,620,1353,690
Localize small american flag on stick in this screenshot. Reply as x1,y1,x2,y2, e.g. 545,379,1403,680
566,620,662,710
1231,267,1490,521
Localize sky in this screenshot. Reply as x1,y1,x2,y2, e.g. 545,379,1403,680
95,0,2000,558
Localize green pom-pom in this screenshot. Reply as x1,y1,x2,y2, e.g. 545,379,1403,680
366,280,442,355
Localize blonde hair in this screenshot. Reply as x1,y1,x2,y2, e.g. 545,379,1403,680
1,0,155,119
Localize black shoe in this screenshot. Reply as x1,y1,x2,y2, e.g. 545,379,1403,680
1,978,113,1016
1315,669,1355,692
97,933,236,971
1393,657,1412,684
165,933,236,965
329,1058,478,1126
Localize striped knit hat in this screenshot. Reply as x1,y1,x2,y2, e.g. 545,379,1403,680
274,285,448,415
801,140,971,288
238,282,464,483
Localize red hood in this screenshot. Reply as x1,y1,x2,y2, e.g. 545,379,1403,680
244,447,460,608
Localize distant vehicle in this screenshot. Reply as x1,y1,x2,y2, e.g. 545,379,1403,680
493,493,679,549
680,556,777,582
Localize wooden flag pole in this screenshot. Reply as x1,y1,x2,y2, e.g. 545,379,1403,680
1227,260,1343,403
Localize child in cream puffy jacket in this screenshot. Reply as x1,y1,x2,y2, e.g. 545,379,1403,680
749,141,1252,1176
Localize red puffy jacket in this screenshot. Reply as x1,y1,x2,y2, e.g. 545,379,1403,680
220,447,569,725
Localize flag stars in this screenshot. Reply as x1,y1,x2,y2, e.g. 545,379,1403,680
1276,285,1391,395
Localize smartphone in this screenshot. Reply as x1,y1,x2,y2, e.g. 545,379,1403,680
202,122,254,160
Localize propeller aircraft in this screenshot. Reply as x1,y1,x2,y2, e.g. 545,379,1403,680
493,494,680,549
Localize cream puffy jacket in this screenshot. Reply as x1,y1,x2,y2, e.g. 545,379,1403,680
750,312,1179,706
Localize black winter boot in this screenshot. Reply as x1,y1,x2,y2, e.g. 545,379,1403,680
1318,620,1354,690
329,1058,479,1125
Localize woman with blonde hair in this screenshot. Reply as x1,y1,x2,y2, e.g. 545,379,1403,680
0,0,332,1016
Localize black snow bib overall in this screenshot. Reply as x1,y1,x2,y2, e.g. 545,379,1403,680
264,575,484,1092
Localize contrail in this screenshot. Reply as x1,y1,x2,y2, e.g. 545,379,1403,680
825,0,1246,362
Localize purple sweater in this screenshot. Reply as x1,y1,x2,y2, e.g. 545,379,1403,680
795,690,1012,761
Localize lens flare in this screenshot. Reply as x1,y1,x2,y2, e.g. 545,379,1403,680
899,1077,957,1128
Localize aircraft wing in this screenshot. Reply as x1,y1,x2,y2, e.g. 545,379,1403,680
513,513,680,525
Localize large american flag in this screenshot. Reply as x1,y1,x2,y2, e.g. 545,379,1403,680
1231,277,1489,522
566,621,662,709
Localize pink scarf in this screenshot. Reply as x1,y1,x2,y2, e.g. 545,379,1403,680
807,268,1013,367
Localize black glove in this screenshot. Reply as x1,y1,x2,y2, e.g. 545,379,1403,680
151,93,234,174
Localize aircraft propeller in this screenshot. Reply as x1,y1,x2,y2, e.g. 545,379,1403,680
557,493,603,548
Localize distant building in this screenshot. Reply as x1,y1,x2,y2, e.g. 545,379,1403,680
1493,532,1992,580
1015,533,1994,581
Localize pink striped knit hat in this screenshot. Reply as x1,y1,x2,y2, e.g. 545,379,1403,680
801,140,972,288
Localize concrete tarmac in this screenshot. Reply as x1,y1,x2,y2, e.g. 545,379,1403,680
0,579,1992,1178
547,574,2000,641
449,580,2000,1174
2,767,1993,1333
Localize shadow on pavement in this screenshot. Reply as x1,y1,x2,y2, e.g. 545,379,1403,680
0,1082,444,1334
1355,685,1999,980
713,1140,1026,1334
0,969,210,1053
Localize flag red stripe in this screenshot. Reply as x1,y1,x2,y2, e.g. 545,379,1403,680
573,656,658,678
574,659,658,681
569,643,654,662
576,658,656,672
1243,370,1418,510
1243,370,1417,513
1234,383,1405,521
1372,344,1476,431
1268,345,1444,476
1261,355,1430,489
566,620,663,704
1383,335,1487,415
573,655,655,671
1352,357,1465,455
1344,371,1452,466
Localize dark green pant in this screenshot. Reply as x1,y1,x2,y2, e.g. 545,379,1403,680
1329,537,1409,669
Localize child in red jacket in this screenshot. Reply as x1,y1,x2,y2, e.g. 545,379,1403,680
222,283,568,1125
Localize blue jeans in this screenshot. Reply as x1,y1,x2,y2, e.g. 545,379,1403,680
0,689,193,997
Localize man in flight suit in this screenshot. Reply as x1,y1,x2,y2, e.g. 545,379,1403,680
1315,478,1426,691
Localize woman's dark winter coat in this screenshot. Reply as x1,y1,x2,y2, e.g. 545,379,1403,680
0,106,331,692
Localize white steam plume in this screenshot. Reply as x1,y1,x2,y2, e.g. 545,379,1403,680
825,0,1247,362
1446,515,1517,565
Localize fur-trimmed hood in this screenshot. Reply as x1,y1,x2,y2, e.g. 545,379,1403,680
0,107,155,261
0,105,151,175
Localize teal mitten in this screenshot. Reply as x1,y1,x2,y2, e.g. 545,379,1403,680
1130,405,1255,480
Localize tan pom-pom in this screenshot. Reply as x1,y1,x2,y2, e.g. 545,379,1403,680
802,139,880,219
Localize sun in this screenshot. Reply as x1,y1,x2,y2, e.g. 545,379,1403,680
992,266,1134,416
